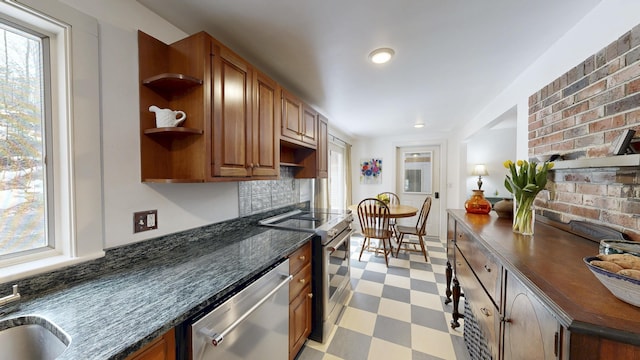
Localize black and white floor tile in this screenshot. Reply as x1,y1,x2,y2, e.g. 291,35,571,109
297,235,471,360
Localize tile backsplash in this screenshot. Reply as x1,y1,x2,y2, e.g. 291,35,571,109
239,166,310,216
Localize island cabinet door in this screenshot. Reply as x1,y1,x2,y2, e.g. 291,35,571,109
503,271,562,360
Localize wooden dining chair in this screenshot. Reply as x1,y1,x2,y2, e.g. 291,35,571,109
395,197,432,261
377,192,400,240
357,198,394,267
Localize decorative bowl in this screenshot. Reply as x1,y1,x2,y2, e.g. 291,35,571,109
599,240,640,256
583,256,640,307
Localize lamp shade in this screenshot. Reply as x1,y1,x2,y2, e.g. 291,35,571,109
471,164,489,176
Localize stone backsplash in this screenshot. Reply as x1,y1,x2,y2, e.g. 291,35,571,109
238,166,303,216
528,23,640,240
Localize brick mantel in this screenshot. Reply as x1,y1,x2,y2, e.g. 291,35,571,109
528,23,640,240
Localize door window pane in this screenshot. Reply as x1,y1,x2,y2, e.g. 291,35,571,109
403,151,432,194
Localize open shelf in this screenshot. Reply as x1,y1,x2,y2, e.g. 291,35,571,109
280,162,304,168
551,154,640,169
142,73,203,92
143,127,204,136
142,178,206,183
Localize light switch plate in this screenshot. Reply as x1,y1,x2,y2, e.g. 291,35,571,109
134,210,158,233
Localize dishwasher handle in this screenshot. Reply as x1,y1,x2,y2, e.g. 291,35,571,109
199,273,293,347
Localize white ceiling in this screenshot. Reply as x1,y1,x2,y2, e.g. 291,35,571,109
137,0,602,139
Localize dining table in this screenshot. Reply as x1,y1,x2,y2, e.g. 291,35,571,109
348,203,418,218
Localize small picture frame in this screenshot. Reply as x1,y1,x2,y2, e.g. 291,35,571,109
611,129,636,155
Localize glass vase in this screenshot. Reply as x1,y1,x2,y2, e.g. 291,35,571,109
464,190,492,215
513,197,535,235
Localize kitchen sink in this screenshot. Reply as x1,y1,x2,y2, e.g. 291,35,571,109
0,315,70,360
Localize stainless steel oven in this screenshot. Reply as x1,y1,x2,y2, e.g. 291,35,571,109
260,209,353,343
321,222,351,341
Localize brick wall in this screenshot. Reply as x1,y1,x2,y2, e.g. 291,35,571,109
528,23,640,240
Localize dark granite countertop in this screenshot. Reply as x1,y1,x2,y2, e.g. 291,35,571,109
0,214,314,359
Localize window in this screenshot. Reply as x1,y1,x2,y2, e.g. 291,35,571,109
0,0,103,281
329,142,345,210
402,151,432,194
0,18,50,259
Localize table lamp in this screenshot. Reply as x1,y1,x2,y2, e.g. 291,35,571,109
471,164,488,190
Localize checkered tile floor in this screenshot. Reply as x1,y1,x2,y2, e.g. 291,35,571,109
296,234,471,360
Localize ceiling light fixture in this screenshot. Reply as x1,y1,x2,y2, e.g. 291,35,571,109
414,123,424,128
369,48,395,64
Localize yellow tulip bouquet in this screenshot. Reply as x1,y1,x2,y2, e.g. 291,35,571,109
503,159,554,234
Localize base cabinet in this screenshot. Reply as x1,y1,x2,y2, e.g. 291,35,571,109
288,241,312,360
126,328,175,360
503,271,561,360
445,210,640,360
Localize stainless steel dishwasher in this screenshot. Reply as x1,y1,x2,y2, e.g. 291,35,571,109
191,260,291,360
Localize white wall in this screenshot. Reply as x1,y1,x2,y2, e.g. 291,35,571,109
55,0,640,249
466,127,516,198
60,0,241,249
446,0,640,210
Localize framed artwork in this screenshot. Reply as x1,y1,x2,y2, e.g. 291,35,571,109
611,129,635,155
360,158,382,184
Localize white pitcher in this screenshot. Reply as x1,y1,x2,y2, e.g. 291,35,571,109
149,105,186,127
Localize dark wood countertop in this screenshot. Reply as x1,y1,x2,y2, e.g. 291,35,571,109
448,209,640,344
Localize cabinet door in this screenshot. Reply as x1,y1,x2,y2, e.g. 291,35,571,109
252,70,279,177
126,328,175,360
301,105,317,147
316,115,328,178
211,43,252,177
281,89,303,142
289,284,312,360
504,271,561,360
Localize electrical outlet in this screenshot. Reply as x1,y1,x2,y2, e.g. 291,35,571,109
134,210,158,233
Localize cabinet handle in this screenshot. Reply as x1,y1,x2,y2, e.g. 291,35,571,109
480,307,491,317
299,255,306,261
307,292,313,298
484,265,491,272
299,278,305,284
500,316,511,323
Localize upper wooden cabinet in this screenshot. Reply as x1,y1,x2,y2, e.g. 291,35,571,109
138,31,209,183
281,90,317,148
251,70,280,178
211,42,253,178
301,105,317,147
138,31,279,182
316,115,328,178
139,30,325,182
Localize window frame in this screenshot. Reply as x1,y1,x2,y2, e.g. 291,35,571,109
0,0,104,283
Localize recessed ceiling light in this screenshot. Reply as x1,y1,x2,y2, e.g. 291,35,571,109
369,48,395,64
414,123,424,128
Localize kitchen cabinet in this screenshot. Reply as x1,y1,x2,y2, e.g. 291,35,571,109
250,69,280,177
301,105,318,147
126,328,175,360
211,42,253,178
139,31,279,182
280,89,317,148
316,115,328,178
281,89,304,145
139,30,327,182
503,271,562,360
445,210,640,359
288,241,312,360
138,31,209,183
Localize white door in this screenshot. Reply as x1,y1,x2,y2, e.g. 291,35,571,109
395,145,440,239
